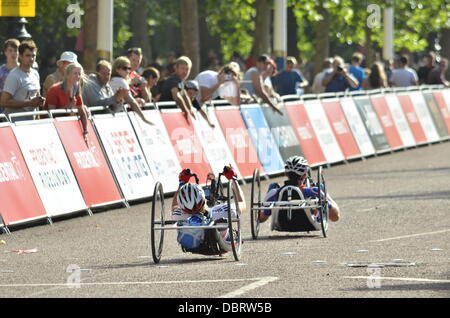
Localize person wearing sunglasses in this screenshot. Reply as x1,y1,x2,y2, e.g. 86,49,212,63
109,56,153,125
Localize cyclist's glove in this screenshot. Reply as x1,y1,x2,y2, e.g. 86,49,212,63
179,168,193,186
223,165,237,180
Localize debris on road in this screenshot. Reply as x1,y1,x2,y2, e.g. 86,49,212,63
5,248,38,254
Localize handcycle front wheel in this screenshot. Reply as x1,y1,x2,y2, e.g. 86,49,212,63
317,166,329,238
227,181,242,261
250,168,261,240
150,182,165,263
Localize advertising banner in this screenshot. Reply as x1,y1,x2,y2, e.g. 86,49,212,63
303,100,345,164
370,95,404,149
260,105,304,162
383,94,416,148
353,97,390,153
215,107,265,178
54,117,122,207
92,113,156,201
240,105,284,174
13,121,87,217
128,110,182,193
408,91,440,143
160,109,212,183
431,91,450,134
421,91,449,139
321,99,361,159
285,102,327,166
0,124,46,225
396,94,428,145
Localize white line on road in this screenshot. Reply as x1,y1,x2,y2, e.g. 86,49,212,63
343,276,450,284
218,277,279,298
369,229,450,242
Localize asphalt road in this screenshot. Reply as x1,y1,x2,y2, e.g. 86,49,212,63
1,142,449,300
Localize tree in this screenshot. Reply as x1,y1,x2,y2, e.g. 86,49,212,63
180,0,200,77
251,0,272,59
129,0,152,64
83,0,97,73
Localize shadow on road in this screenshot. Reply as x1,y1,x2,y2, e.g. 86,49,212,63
335,191,450,202
343,282,450,292
243,233,321,244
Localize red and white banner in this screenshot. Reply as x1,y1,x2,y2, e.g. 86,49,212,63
432,91,450,134
383,94,416,148
285,102,327,166
214,106,265,178
13,121,87,217
303,100,345,164
0,123,46,225
396,94,428,145
441,89,450,113
370,95,404,150
92,113,156,201
54,117,122,207
191,108,242,178
339,97,376,157
321,99,361,160
160,109,212,184
128,110,182,193
408,91,440,143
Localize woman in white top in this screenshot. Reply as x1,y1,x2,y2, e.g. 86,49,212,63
110,56,153,125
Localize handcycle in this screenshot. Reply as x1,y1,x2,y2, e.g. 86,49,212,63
250,166,329,239
150,170,242,264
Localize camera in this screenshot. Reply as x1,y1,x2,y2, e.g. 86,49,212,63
224,74,232,81
337,66,344,72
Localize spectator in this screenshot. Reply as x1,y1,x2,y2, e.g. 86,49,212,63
164,51,177,77
159,56,196,120
42,51,78,97
194,63,240,105
383,59,394,86
126,47,146,99
139,67,160,103
231,51,246,74
322,56,359,93
362,62,388,90
110,56,153,125
184,80,215,128
417,51,436,85
82,60,128,112
391,55,418,87
43,63,90,142
242,54,283,115
39,52,57,87
311,58,333,94
0,39,20,114
427,58,449,87
348,52,365,91
0,40,44,121
272,56,308,96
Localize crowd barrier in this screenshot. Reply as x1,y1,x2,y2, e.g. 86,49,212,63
0,85,449,233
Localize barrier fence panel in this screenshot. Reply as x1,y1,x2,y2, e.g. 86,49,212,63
260,104,305,162
339,97,376,158
284,102,327,166
303,100,345,164
128,110,182,193
383,94,417,148
407,91,441,143
370,95,404,150
160,109,212,183
0,122,47,225
431,91,450,134
321,99,361,160
396,93,428,145
12,120,88,217
92,113,156,201
214,106,265,178
240,104,284,174
53,117,123,208
441,89,450,113
191,108,242,179
421,91,449,140
353,96,391,153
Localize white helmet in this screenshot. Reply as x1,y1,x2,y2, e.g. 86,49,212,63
177,183,206,214
285,156,309,176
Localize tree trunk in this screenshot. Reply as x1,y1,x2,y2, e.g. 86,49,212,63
441,29,450,78
180,0,200,78
252,0,272,59
365,25,375,67
313,2,330,76
83,0,97,73
130,0,152,65
287,5,299,59
198,0,222,69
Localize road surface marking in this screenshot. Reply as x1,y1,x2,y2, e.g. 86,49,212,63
343,276,450,283
369,229,450,242
218,276,279,298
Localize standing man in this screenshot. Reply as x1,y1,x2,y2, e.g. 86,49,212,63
427,58,449,87
272,56,308,96
391,55,418,88
0,40,45,121
42,51,78,97
322,56,359,93
311,58,333,94
127,47,146,99
417,52,436,85
348,52,365,91
0,39,20,114
159,56,196,120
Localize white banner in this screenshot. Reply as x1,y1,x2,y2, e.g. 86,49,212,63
12,122,87,217
128,110,181,193
340,98,376,157
384,94,416,148
303,101,345,163
408,91,440,143
191,108,242,178
92,113,156,201
440,89,450,114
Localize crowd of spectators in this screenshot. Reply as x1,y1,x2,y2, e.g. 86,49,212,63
0,38,449,128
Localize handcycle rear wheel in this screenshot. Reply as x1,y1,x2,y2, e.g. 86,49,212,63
250,169,261,240
150,182,165,263
317,167,329,238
